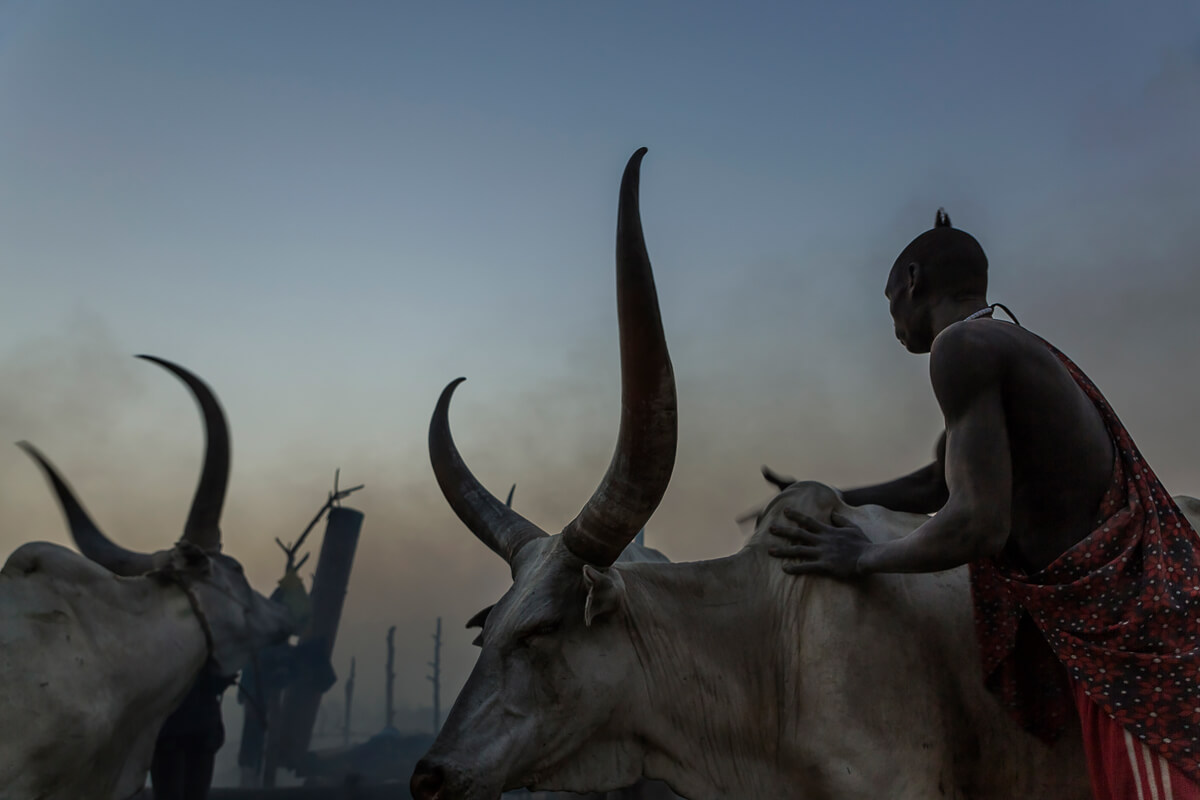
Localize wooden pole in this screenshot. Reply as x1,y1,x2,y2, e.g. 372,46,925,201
385,626,397,730
427,618,442,733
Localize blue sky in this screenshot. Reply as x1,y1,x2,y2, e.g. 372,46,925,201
2,0,1199,767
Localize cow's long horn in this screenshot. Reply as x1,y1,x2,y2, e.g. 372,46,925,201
137,356,227,553
429,378,548,564
561,148,677,566
17,441,157,576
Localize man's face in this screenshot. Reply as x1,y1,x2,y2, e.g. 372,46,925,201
885,258,932,354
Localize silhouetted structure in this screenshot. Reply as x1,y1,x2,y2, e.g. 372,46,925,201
270,505,363,776
262,473,364,786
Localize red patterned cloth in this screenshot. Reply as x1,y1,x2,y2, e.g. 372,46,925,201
970,335,1200,780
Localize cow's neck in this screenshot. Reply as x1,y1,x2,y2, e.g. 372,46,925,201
116,574,210,695
621,549,793,800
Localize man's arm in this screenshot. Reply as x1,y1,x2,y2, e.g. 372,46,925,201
762,435,947,513
840,431,948,513
769,325,1012,577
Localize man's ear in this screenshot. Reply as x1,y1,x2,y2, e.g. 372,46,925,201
582,565,625,627
907,260,921,293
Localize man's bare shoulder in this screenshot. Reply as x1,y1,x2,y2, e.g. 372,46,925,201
930,320,1049,415
934,318,1048,364
932,320,1065,405
930,320,1008,383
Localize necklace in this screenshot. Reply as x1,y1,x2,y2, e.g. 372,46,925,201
964,303,1023,326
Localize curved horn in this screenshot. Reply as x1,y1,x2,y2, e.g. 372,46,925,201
561,148,678,566
137,355,228,553
429,378,547,564
17,441,157,576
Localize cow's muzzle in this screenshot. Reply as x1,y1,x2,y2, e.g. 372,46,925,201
410,760,445,800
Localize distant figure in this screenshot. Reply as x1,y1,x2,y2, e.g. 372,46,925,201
236,570,326,785
235,642,291,783
150,662,236,800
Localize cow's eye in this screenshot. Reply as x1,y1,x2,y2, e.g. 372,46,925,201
518,620,562,644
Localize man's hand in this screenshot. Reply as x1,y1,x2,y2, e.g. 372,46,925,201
762,465,797,492
768,509,870,579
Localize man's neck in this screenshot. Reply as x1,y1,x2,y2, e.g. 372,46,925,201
930,296,989,338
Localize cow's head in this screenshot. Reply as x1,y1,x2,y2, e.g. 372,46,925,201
411,148,677,800
19,356,296,675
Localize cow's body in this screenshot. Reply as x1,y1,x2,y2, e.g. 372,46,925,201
423,481,1109,799
0,543,206,799
0,357,294,800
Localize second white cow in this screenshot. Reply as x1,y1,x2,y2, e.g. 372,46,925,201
0,356,295,800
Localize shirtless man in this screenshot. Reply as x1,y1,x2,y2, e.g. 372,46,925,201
766,209,1200,800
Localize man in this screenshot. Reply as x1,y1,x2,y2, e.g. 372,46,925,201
766,209,1200,800
150,663,236,800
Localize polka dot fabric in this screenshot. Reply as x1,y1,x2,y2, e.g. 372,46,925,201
970,335,1200,779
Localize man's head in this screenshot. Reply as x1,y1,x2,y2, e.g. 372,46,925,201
885,208,988,353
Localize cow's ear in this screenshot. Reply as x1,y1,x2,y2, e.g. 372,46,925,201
153,541,211,581
582,565,625,627
466,604,493,630
466,604,494,648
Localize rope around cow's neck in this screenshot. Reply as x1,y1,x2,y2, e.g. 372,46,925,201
171,575,216,665
162,570,275,730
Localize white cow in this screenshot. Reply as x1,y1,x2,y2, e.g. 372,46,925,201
0,356,295,800
411,150,1098,800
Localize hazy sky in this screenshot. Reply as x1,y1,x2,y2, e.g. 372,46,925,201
2,0,1199,759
